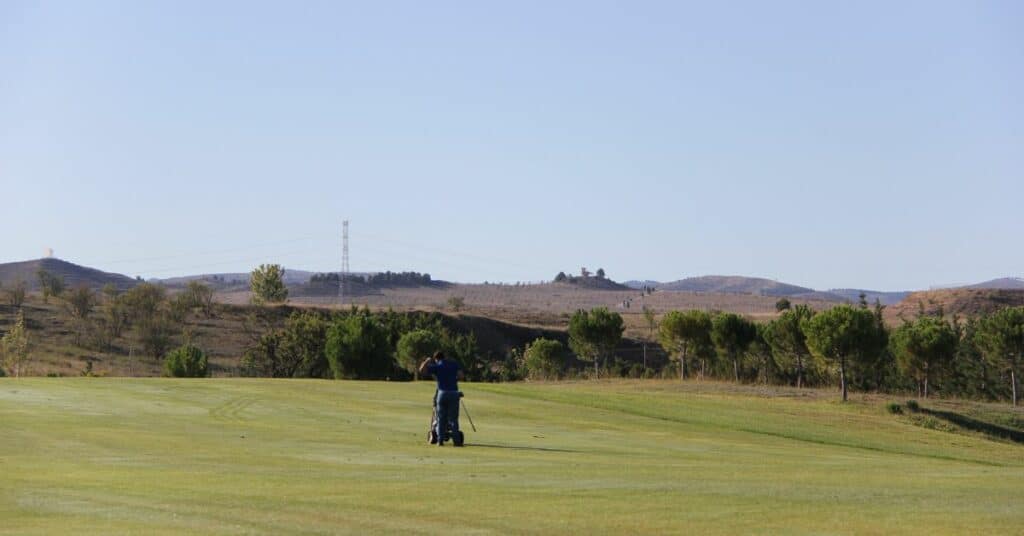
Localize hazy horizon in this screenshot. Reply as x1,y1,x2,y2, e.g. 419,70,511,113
3,1,1021,290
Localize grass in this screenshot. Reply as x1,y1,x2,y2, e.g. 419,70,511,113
1,379,1022,534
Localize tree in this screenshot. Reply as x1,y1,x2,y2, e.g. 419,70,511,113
250,264,288,304
0,309,30,377
101,283,121,303
163,344,209,377
37,269,65,303
711,313,758,382
122,283,167,321
523,337,567,380
976,306,1024,406
596,268,606,279
568,307,624,377
65,285,97,321
642,305,658,369
137,314,177,359
396,329,441,379
891,316,958,398
947,316,1003,400
181,281,216,316
658,310,712,380
325,313,393,379
554,272,568,283
763,305,814,388
749,324,775,385
775,298,791,312
4,280,26,307
102,293,130,341
274,311,331,378
802,305,886,401
64,286,97,347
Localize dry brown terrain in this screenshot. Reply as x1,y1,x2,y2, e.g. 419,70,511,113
885,288,1024,324
218,282,841,337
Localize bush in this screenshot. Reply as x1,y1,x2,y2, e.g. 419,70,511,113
396,329,441,378
523,338,566,380
325,314,393,379
164,344,209,378
447,296,465,312
250,264,288,304
905,399,920,412
886,402,903,415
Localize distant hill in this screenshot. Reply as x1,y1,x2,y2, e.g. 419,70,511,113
157,269,326,287
623,280,660,290
826,289,911,306
962,277,1024,290
555,275,631,291
656,275,815,297
0,258,137,291
887,288,1024,322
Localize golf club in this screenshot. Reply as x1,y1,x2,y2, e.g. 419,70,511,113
461,399,477,432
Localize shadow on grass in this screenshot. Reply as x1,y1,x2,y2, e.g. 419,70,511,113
918,407,1024,445
469,443,579,453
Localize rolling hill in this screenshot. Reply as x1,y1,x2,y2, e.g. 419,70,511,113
886,288,1024,322
0,258,137,291
963,277,1024,290
655,275,816,297
826,288,911,306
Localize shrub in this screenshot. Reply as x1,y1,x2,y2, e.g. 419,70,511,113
396,329,441,379
164,344,209,378
447,296,466,312
250,264,288,304
905,399,920,412
325,314,393,379
523,338,566,380
886,402,903,415
4,280,26,307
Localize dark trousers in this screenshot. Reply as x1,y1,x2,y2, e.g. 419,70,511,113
435,390,461,441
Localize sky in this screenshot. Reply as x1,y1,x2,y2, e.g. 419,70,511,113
1,1,1021,290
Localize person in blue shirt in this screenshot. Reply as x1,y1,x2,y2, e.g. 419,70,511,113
418,351,464,446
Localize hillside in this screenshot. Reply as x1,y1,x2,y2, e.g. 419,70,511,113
2,379,1022,533
656,275,816,297
826,288,911,306
555,275,631,291
0,258,137,291
0,295,663,377
964,277,1024,290
887,288,1024,322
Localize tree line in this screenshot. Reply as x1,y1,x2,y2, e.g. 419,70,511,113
240,308,480,380
5,265,1021,405
308,271,434,288
506,301,1024,406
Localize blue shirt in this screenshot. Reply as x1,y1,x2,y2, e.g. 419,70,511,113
427,359,461,391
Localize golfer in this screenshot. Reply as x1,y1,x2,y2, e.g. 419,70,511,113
419,351,464,446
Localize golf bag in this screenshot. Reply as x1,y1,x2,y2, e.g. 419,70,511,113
427,391,465,446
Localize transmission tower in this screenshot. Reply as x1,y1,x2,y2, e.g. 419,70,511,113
339,220,349,305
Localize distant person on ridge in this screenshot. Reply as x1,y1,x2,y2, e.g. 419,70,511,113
419,351,464,446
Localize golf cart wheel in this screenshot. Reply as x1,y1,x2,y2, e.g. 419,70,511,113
452,431,465,447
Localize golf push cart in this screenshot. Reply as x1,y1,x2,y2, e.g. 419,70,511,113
427,391,475,446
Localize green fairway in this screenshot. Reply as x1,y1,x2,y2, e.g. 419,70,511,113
1,379,1022,534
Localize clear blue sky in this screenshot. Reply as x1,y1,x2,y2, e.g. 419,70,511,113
2,1,1021,290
